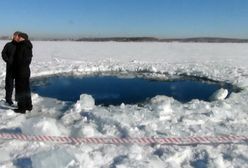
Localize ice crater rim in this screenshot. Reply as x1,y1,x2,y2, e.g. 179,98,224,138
30,71,242,106
30,71,242,93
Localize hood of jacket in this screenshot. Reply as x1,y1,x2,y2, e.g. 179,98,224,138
18,40,33,49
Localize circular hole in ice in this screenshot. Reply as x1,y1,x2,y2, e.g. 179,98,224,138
31,73,241,106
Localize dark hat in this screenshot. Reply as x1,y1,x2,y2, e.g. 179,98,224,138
19,33,29,40
13,31,22,36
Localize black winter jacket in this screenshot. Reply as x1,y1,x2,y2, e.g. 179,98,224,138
1,41,17,66
13,40,33,78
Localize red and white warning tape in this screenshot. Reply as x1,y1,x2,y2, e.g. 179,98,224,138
0,133,248,145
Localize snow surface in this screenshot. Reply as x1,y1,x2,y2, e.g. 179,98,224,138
0,41,248,167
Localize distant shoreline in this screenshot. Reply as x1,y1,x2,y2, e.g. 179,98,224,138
75,37,248,43
1,37,248,43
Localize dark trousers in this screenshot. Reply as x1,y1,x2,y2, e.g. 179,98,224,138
15,77,32,110
5,72,14,102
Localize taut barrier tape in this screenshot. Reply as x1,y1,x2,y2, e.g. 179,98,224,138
0,133,247,145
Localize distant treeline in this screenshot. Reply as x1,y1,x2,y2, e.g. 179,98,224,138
76,37,248,43
1,36,248,43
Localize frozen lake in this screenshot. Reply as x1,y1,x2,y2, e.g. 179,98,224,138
1,41,248,167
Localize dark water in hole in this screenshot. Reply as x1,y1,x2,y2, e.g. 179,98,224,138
31,75,237,106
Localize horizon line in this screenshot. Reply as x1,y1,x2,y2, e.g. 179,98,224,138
0,36,248,43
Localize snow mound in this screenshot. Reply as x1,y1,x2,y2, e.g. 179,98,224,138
77,124,99,136
31,148,79,168
74,94,95,112
209,88,228,101
128,145,144,160
21,117,68,136
150,95,173,120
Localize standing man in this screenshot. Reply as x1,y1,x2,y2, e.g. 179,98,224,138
1,31,21,105
13,33,33,113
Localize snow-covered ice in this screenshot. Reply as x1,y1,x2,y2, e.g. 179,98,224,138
209,88,229,101
0,41,248,167
74,94,95,112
